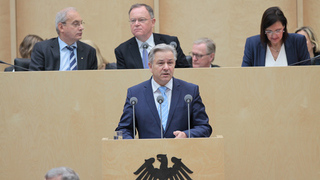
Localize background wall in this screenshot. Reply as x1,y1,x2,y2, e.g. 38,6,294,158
0,0,11,66
1,0,320,71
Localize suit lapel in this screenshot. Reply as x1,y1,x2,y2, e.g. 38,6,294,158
284,35,295,65
129,38,144,68
76,41,85,70
259,42,267,66
144,79,162,128
164,78,181,133
50,38,61,70
154,33,165,45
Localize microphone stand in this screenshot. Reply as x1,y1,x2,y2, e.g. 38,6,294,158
159,104,163,139
187,102,191,138
133,104,136,139
289,54,320,66
0,60,29,71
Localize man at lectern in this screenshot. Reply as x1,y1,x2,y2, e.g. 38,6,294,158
115,44,212,139
29,7,97,71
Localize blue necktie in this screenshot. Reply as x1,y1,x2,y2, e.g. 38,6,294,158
158,86,168,130
66,46,77,70
142,43,149,69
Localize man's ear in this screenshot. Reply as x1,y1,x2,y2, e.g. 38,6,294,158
210,53,215,62
58,22,64,33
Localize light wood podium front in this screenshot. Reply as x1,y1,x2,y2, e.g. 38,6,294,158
102,137,224,180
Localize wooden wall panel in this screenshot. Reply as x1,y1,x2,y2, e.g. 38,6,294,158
12,0,305,69
0,0,11,71
303,0,320,38
1,67,320,179
159,0,298,67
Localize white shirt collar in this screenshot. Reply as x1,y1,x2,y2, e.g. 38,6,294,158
58,37,77,51
136,34,155,50
151,77,173,93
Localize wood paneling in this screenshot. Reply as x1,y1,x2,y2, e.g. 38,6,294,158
1,67,320,179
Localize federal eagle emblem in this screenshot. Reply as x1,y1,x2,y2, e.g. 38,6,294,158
134,154,193,180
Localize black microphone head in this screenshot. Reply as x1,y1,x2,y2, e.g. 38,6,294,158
142,43,149,49
184,94,193,103
130,97,138,105
157,95,164,104
169,41,177,49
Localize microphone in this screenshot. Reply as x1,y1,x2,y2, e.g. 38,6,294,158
0,60,29,71
169,41,177,49
184,94,193,103
157,95,164,104
130,97,138,105
184,94,193,138
142,43,149,49
157,95,164,139
289,54,320,66
130,97,138,139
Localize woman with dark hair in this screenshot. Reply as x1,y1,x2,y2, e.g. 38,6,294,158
242,6,310,66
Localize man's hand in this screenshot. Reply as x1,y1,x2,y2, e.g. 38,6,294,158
173,131,187,138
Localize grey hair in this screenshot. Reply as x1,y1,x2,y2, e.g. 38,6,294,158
148,43,177,64
45,167,80,180
129,3,154,19
194,37,216,60
55,7,77,34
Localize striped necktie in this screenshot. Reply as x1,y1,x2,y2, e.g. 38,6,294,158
66,46,77,70
158,86,168,130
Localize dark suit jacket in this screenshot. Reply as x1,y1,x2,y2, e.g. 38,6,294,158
29,38,97,71
116,77,212,139
242,33,310,66
115,33,190,69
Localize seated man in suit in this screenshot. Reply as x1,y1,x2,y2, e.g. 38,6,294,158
115,3,190,69
116,44,212,139
29,7,97,71
191,38,220,68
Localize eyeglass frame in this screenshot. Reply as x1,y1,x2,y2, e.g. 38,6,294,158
265,28,284,36
129,18,151,24
61,20,85,28
189,52,211,59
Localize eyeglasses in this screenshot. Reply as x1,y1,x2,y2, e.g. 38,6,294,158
265,29,284,36
62,20,85,28
189,52,210,59
129,18,150,24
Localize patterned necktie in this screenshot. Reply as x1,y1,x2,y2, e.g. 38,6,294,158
158,86,168,130
66,46,77,70
142,42,149,69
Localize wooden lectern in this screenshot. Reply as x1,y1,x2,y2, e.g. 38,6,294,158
102,137,224,180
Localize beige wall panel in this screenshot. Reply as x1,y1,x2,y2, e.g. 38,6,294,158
1,67,320,179
15,0,303,68
303,0,320,36
212,67,320,179
159,0,298,67
16,0,153,62
0,0,11,70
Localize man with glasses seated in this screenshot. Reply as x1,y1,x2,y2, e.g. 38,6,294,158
190,38,220,68
115,3,190,69
29,7,97,71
